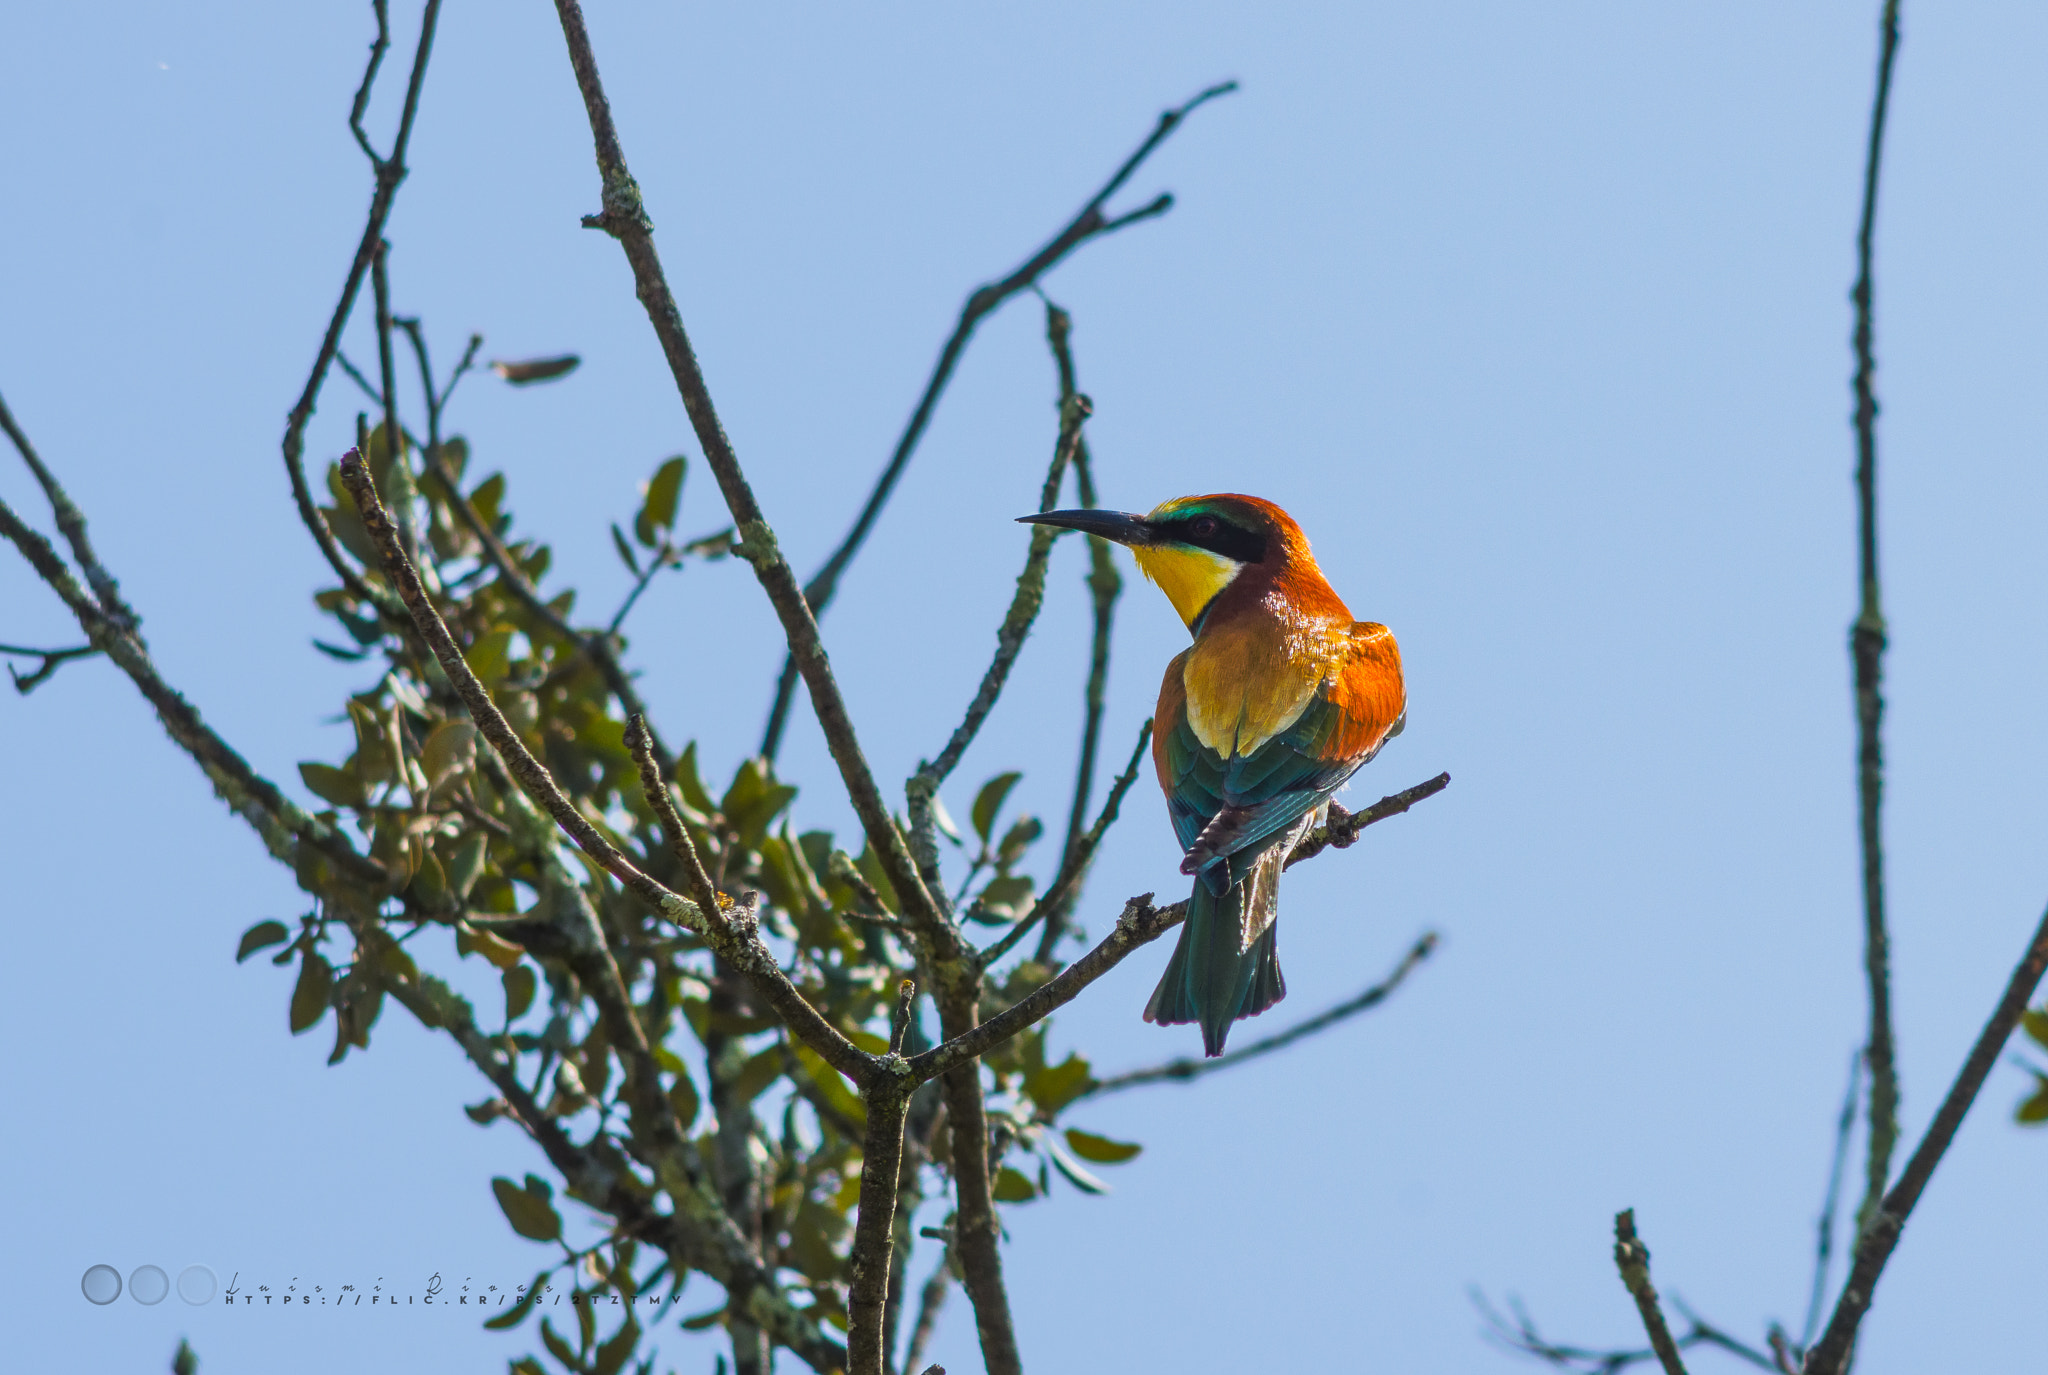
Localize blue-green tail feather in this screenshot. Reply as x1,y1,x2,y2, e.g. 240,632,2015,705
1144,875,1286,1056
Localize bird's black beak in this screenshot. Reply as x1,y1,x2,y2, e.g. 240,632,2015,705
1015,508,1155,547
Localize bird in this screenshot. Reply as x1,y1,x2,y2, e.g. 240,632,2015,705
1018,495,1405,1056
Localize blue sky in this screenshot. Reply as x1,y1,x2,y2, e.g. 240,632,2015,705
4,2,2045,1372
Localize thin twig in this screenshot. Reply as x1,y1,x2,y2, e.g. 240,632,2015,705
1847,0,1903,1244
1800,1051,1863,1350
0,640,98,694
341,447,874,1086
0,388,132,626
1803,901,2048,1375
0,487,386,887
905,395,1092,888
279,0,443,621
1613,1211,1689,1375
901,1245,952,1375
550,0,946,942
1283,772,1452,871
757,81,1239,760
377,968,850,1373
1036,297,1124,961
1078,932,1437,1098
980,718,1151,969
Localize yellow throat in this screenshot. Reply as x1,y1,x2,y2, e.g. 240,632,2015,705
1132,544,1243,629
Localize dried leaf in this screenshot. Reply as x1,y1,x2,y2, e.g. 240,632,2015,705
490,354,581,386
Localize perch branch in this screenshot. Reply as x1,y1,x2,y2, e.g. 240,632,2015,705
1613,1210,1689,1375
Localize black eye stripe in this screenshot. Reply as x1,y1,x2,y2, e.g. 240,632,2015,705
1156,514,1267,564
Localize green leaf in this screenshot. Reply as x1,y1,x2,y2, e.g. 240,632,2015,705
492,1175,563,1243
674,742,717,816
171,1338,197,1375
1046,1139,1110,1195
540,1317,580,1367
634,456,687,546
420,720,478,794
2021,1008,2048,1051
972,771,1022,843
1064,1128,1143,1164
469,473,507,530
668,1066,701,1130
236,920,290,963
299,761,365,809
447,832,490,901
592,1313,641,1375
996,815,1044,871
991,1166,1038,1203
482,1268,545,1330
503,964,537,1022
975,874,1035,924
290,949,334,1034
412,846,451,910
731,1045,785,1103
491,354,581,386
721,757,798,847
610,522,642,577
437,435,470,485
1023,1051,1095,1115
2019,1074,2048,1125
466,629,515,685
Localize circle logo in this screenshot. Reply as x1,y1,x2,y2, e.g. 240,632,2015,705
81,1265,122,1305
129,1265,170,1305
177,1265,218,1305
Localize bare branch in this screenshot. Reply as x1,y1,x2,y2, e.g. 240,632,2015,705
0,486,385,888
901,1245,952,1375
980,718,1151,969
1799,1051,1863,1351
905,393,1092,887
848,1075,915,1375
549,0,946,942
1802,901,2048,1375
1846,0,1903,1243
1077,931,1437,1099
1283,772,1452,872
758,81,1238,760
1613,1211,1689,1375
1035,296,1124,961
0,388,131,626
279,0,443,621
916,895,1186,1082
0,640,98,694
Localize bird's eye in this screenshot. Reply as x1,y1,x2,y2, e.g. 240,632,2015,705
1191,516,1218,538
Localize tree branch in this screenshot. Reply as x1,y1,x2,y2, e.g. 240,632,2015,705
980,717,1151,969
1802,901,2048,1375
279,0,443,621
1035,298,1123,961
1847,0,1902,1239
0,640,98,694
1799,1051,1863,1352
905,393,1091,889
1613,1211,1689,1375
0,387,131,625
377,968,851,1374
1283,772,1452,872
1076,931,1437,1098
0,487,386,888
549,0,945,943
757,81,1238,760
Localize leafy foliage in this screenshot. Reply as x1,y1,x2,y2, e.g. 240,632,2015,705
237,368,1141,1373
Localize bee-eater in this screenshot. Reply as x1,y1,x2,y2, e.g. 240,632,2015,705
1019,495,1405,1055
